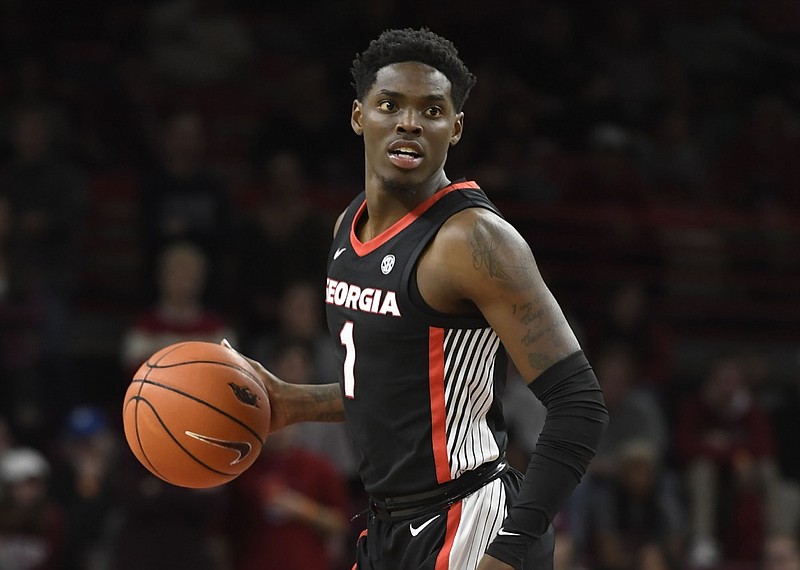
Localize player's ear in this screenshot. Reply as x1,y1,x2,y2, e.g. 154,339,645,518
351,100,363,136
450,112,464,146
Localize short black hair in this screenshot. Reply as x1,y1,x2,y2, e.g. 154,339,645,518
351,27,477,112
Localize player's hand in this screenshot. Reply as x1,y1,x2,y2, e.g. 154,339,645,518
476,555,515,570
221,339,292,432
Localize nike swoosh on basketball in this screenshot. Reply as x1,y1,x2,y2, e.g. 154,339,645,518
185,431,252,465
334,247,347,259
409,514,441,536
497,528,521,537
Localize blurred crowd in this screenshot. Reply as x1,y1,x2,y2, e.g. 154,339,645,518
1,0,800,569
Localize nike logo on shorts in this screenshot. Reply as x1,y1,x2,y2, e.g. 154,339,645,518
334,247,347,259
409,514,441,536
185,431,252,465
497,528,521,537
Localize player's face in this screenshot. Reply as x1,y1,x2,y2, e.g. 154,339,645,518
351,61,463,195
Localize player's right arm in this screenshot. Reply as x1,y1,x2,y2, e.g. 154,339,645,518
241,351,345,429
221,211,351,431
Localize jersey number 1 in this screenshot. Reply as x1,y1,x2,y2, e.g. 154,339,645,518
339,321,356,399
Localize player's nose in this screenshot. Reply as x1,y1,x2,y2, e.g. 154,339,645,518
396,110,422,135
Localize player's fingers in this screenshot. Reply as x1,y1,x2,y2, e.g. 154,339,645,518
221,338,278,393
222,338,263,370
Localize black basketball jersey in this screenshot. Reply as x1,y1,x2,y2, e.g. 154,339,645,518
325,180,510,498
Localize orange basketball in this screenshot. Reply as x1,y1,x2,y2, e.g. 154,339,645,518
122,341,270,488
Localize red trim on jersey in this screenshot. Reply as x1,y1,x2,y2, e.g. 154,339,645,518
428,326,451,484
350,180,480,257
435,501,462,570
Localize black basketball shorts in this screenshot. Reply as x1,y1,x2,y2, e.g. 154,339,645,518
353,468,554,570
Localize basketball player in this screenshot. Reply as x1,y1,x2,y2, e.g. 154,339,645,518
230,28,608,570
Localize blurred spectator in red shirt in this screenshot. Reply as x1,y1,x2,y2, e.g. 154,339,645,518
121,241,237,376
676,353,781,567
225,423,350,570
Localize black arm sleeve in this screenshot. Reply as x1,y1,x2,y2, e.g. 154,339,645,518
485,350,609,569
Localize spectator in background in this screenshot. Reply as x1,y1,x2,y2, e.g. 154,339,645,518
121,241,237,376
676,353,782,567
0,56,75,163
105,449,229,570
0,447,65,570
586,281,672,386
764,534,800,570
250,62,350,184
502,367,547,473
0,105,86,433
711,95,800,212
0,106,85,306
592,4,663,127
636,105,708,205
139,110,232,305
584,439,685,570
517,2,589,148
0,194,46,439
567,341,670,560
248,280,338,386
562,123,654,209
49,406,120,570
225,423,350,570
266,337,359,494
262,337,359,567
235,151,332,338
589,342,669,476
146,0,254,86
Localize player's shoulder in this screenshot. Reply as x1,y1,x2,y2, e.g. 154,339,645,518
423,205,531,285
436,204,526,253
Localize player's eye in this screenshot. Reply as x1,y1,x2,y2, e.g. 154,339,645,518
378,100,396,112
425,106,443,118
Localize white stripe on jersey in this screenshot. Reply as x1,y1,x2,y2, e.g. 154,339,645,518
443,327,502,479
448,478,507,569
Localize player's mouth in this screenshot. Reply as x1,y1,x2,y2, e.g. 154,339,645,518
388,140,424,169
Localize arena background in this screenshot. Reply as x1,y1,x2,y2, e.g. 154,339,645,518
1,1,800,569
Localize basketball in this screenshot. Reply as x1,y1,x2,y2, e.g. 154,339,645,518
122,341,270,488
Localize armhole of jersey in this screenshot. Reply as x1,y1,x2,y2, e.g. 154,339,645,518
403,194,500,329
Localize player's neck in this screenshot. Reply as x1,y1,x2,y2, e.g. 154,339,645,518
360,172,450,241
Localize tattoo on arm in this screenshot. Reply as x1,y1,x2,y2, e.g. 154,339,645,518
469,224,527,282
293,383,345,423
512,299,569,373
